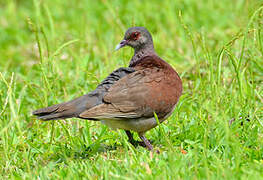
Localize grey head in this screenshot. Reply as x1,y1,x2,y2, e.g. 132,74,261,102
115,27,155,54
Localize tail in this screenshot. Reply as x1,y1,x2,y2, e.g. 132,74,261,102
33,94,99,121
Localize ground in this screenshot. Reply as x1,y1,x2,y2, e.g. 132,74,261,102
0,0,263,179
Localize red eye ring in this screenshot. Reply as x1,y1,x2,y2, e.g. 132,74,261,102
130,31,140,40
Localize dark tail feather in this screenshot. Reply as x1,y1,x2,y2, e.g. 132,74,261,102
33,95,98,121
33,103,71,120
33,102,78,121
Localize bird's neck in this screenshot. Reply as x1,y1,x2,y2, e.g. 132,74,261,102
129,46,156,67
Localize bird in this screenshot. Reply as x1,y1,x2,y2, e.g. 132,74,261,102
33,27,182,152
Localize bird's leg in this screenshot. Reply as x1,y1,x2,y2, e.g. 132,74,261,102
125,131,146,147
125,130,136,145
139,134,153,151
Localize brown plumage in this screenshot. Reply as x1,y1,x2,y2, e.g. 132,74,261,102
33,27,182,152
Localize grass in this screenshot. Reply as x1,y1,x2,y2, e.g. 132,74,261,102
0,0,263,179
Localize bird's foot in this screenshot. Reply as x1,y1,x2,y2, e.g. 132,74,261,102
125,131,159,153
128,140,147,147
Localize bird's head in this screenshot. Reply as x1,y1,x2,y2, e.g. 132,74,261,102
115,27,154,52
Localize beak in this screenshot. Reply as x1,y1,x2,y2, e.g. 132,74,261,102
115,40,127,51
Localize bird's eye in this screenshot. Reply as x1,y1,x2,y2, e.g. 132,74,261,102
130,32,140,40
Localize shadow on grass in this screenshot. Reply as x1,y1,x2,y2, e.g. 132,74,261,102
73,143,118,159
52,143,119,163
48,138,157,163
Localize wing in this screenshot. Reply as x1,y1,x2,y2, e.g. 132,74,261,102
79,68,164,120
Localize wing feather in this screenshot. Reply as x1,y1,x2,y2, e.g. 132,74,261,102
79,69,160,120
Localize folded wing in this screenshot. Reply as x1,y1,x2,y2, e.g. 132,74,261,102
79,69,163,120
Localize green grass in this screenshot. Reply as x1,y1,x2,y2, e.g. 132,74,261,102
0,0,263,179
